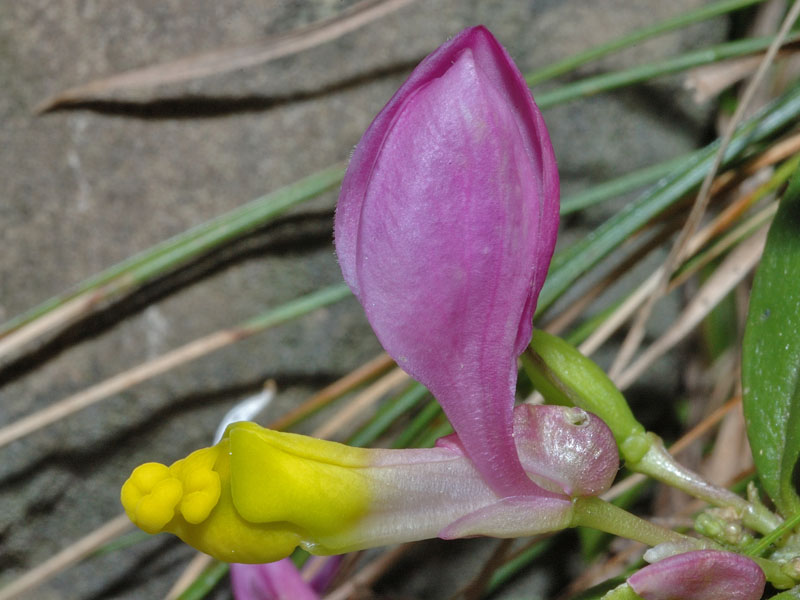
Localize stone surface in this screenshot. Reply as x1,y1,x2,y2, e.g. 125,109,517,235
0,1,725,598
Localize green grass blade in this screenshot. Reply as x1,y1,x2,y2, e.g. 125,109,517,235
525,0,766,86
536,82,800,315
534,34,800,109
174,560,229,600
0,164,345,338
348,381,429,448
561,151,702,215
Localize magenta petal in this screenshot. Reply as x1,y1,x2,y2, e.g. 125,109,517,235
230,560,320,600
627,550,765,600
335,26,559,497
303,556,343,594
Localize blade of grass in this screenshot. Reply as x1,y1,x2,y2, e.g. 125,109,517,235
0,165,345,358
534,34,800,109
173,560,229,600
348,381,429,447
0,284,351,449
484,538,554,595
525,0,767,86
561,151,701,215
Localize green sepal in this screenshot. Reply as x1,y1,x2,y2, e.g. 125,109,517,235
527,330,648,462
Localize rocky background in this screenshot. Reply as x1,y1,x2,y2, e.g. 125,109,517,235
1,1,724,598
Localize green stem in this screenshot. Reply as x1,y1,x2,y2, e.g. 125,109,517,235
746,512,800,557
631,438,783,535
525,0,767,86
571,496,690,547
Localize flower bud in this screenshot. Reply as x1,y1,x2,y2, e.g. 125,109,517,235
335,25,559,496
628,550,765,600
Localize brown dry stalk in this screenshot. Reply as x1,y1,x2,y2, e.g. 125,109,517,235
314,367,410,439
0,288,107,360
163,553,214,600
614,226,768,390
0,328,239,449
36,0,416,112
0,514,133,600
323,544,411,600
269,352,394,430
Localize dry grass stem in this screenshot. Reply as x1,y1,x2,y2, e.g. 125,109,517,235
0,290,105,361
36,0,416,112
614,226,768,390
314,367,410,440
269,352,394,430
0,328,240,448
609,1,800,379
685,54,769,103
323,544,411,600
0,514,133,600
163,553,214,600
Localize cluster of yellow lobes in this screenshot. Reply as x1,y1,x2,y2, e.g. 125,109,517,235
120,422,372,563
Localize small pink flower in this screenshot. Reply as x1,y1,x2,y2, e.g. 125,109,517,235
628,550,765,600
230,556,342,600
335,25,559,497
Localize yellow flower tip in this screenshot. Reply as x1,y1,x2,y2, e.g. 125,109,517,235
121,446,223,534
121,422,378,562
120,462,184,534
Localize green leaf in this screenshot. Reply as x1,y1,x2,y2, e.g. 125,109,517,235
743,170,800,518
768,587,800,600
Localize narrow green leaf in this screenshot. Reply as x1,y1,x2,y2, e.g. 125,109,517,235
743,170,800,518
768,587,800,600
535,34,800,109
525,0,766,86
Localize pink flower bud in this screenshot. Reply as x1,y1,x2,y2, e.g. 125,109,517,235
335,25,559,497
627,550,765,600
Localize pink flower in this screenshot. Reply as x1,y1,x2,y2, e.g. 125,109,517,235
628,550,765,600
230,556,342,600
335,25,559,497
